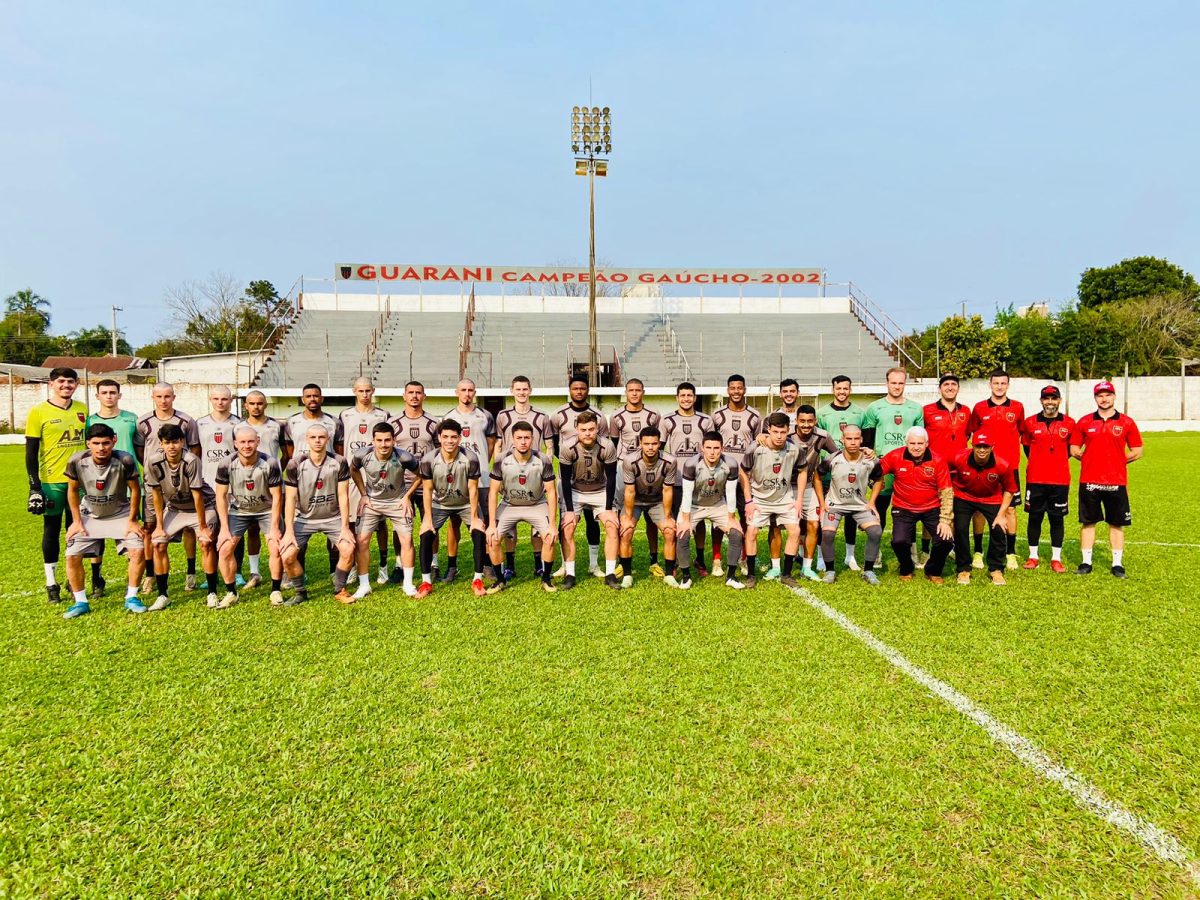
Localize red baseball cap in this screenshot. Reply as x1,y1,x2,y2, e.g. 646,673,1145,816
1093,381,1116,395
972,432,994,447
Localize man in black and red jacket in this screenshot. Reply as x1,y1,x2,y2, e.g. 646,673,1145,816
948,432,1017,586
1021,385,1076,573
867,427,953,581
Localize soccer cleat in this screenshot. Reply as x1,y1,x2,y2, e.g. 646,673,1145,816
124,597,148,614
140,575,154,595
388,568,404,585
46,584,62,604
149,595,170,612
1023,558,1039,570
927,575,944,585
402,583,418,597
283,591,308,607
439,566,458,584
738,561,749,577
990,571,1007,586
898,574,913,582
235,573,246,589
711,558,725,578
541,581,557,593
471,578,486,597
590,566,605,578
269,590,285,607
822,571,836,584
800,568,821,582
1049,560,1066,574
725,576,746,590
861,571,881,586
620,575,634,589
90,577,107,600
763,566,781,581
206,593,220,608
695,564,709,579
501,567,516,582
352,584,372,600
1112,565,1127,579
742,575,757,589
844,556,860,571
561,575,577,590
957,571,971,585
346,566,357,582
663,575,682,589
486,580,507,595
971,552,984,570
217,592,239,609
245,574,263,590
186,574,198,591
333,589,356,605
649,563,665,578
1005,554,1019,571
779,574,800,589
605,573,622,590
415,582,434,599
679,578,693,590
552,565,567,578
63,601,91,619
1075,563,1093,576
376,568,390,585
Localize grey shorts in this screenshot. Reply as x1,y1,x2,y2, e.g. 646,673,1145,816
227,510,276,539
357,499,413,537
496,502,556,540
750,497,799,528
800,485,819,520
563,490,612,517
288,515,352,551
822,507,880,531
629,503,670,529
156,507,218,544
427,505,473,532
685,503,734,529
67,512,145,557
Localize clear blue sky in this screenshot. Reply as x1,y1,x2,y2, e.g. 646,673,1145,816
3,1,1198,347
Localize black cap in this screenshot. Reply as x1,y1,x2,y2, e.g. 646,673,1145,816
1040,385,1061,399
938,373,959,385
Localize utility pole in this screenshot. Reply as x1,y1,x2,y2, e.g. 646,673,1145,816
111,306,123,356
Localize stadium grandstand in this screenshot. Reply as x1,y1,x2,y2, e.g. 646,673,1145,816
251,265,917,396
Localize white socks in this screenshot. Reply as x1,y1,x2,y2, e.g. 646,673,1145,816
404,567,415,587
1051,546,1062,562
771,557,781,570
565,561,576,577
72,590,88,603
358,574,369,588
248,554,260,576
588,546,599,569
605,559,617,575
1081,548,1093,565
1112,549,1123,567
1028,546,1038,561
45,563,57,586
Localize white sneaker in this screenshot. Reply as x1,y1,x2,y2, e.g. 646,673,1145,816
711,559,725,578
620,575,633,589
186,574,198,591
149,595,170,611
402,583,418,597
725,577,745,590
591,566,605,578
377,568,389,585
352,585,372,600
679,578,693,590
844,556,860,571
552,565,567,578
270,590,285,606
217,591,238,609
206,593,220,608
663,575,682,589
244,574,262,590
972,552,985,570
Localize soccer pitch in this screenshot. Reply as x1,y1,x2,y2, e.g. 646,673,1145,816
2,435,1198,897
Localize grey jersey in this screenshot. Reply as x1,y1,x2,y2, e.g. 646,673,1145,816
442,407,496,484
622,452,678,506
418,449,480,511
339,406,393,459
66,450,138,519
609,406,662,454
793,428,839,481
494,406,552,455
660,411,714,483
740,441,803,505
284,453,350,520
216,452,282,515
549,402,609,452
196,413,243,488
560,436,620,493
145,451,213,512
283,411,341,459
681,454,737,509
391,412,440,485
709,406,762,467
351,448,419,503
819,450,877,513
134,410,201,463
490,450,555,507
245,417,284,459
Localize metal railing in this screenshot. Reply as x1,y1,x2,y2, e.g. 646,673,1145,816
842,281,923,372
660,313,693,383
356,306,390,379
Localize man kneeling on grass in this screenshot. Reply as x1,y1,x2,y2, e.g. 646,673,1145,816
279,424,355,606
215,425,284,608
486,421,559,594
868,426,953,582
947,431,1016,586
146,423,219,610
62,423,147,618
676,431,745,590
817,424,882,585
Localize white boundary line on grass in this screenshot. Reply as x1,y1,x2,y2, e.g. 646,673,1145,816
787,584,1200,887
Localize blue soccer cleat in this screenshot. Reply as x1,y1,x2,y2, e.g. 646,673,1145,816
63,601,91,620
125,597,148,614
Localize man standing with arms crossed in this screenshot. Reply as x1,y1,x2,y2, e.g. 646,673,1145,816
969,369,1026,570
1071,381,1143,578
486,421,559,594
710,374,762,575
817,375,866,571
348,422,420,598
675,432,746,590
661,381,715,577
558,411,622,589
215,425,284,608
861,367,924,570
1022,385,1075,573
338,377,394,585
441,378,497,584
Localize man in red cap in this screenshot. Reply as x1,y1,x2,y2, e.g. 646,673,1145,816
1070,381,1143,577
969,369,1026,571
1021,385,1076,572
947,432,1017,585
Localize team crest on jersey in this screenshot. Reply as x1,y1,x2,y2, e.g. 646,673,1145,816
682,423,692,434
410,427,419,439
922,465,935,477
707,478,715,487
315,479,324,489
1005,412,1016,423
462,426,471,437
893,414,903,425
359,424,368,434
839,421,848,431
96,480,106,490
848,473,856,483
1112,425,1123,436
77,412,86,423
1058,427,1069,438
632,419,641,430
987,472,999,482
772,463,781,474
214,433,223,444
246,481,255,490
518,474,527,485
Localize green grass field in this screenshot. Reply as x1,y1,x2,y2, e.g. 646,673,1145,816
2,436,1198,897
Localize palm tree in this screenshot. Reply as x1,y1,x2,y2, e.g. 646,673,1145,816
4,288,51,336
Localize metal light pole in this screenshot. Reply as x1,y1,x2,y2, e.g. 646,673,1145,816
111,306,123,356
572,105,611,386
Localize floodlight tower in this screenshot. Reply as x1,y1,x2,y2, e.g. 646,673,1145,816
571,105,611,386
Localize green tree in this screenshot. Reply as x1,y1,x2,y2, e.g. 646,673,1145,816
133,337,197,362
994,305,1062,377
68,325,134,357
1078,257,1198,308
930,314,1009,378
0,313,68,365
4,288,51,336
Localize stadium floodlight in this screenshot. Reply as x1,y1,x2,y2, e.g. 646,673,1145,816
571,103,612,386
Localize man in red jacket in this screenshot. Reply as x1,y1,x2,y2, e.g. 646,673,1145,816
969,369,1025,570
1021,385,1076,573
948,432,1017,585
867,426,954,582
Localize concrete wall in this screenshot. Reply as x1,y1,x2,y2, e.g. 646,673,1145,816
159,350,268,387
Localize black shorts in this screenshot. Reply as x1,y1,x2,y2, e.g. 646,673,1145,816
1009,470,1022,508
1078,483,1131,527
1025,483,1069,517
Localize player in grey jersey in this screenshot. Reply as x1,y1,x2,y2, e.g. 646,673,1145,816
416,419,486,598
709,374,762,573
280,424,355,606
215,425,284,607
660,381,715,574
282,384,342,461
145,423,220,610
558,411,621,588
349,422,420,599
239,389,283,588
338,377,394,584
62,423,146,617
817,424,882,584
739,412,806,588
609,378,666,576
441,378,497,582
675,432,745,591
549,375,610,577
485,421,559,593
494,375,554,579
619,426,679,588
196,387,242,488
391,381,441,582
